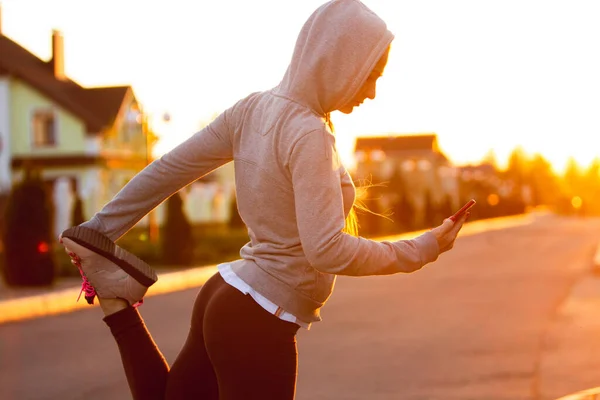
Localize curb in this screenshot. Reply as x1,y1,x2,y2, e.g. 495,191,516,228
555,387,600,400
0,212,539,326
0,265,218,325
538,239,600,400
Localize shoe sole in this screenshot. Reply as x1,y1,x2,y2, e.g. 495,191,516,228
61,226,158,288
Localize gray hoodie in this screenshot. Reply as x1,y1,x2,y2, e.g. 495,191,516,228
82,0,439,324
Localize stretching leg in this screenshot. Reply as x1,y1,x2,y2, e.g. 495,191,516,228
102,273,225,399
103,302,169,400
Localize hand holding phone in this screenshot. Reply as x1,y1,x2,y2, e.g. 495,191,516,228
431,199,475,253
449,199,476,222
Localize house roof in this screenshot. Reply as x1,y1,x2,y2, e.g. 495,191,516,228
355,134,449,163
355,134,439,153
0,34,130,133
81,86,131,129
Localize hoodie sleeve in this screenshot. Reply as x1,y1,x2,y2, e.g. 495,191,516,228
289,129,439,276
80,110,234,242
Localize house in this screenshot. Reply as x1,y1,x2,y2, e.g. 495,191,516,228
0,17,153,238
353,133,460,228
179,165,235,225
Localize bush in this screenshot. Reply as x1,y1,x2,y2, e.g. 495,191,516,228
423,190,436,228
161,192,194,266
71,194,85,226
2,171,56,286
192,225,249,265
111,224,249,271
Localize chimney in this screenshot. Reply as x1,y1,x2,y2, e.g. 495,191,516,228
51,30,66,80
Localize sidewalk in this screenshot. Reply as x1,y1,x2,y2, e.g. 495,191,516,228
539,242,600,400
0,265,218,325
0,212,541,325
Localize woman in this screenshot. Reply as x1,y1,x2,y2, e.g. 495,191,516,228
60,1,468,399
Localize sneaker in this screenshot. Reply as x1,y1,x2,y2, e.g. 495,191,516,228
60,226,158,306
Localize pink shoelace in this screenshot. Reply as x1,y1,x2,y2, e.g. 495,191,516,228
68,250,143,308
69,252,97,305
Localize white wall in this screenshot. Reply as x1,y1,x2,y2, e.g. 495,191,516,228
0,77,11,193
52,176,74,238
84,136,102,155
80,167,103,221
178,181,235,225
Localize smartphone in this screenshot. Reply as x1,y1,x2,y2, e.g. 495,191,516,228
449,199,476,222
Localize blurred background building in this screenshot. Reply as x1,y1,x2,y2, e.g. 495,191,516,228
353,133,460,233
0,23,152,239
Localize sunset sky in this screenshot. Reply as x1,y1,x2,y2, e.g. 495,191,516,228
2,0,599,172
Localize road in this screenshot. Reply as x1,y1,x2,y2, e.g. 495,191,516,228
1,214,599,400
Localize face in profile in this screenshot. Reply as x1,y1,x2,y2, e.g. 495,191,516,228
338,46,390,114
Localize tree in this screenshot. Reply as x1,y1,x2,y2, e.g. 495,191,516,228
392,194,414,233
505,146,529,188
71,194,86,226
388,169,412,232
563,157,583,196
528,153,560,206
2,169,56,286
582,158,600,215
481,149,500,170
440,195,454,220
423,190,436,228
583,158,600,191
161,192,194,266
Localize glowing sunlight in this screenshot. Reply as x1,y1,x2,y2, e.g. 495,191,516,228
2,0,598,172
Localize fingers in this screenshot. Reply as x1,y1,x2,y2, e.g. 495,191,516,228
438,218,455,234
462,211,471,222
439,212,470,253
451,212,470,232
448,221,465,241
433,211,473,254
453,218,466,232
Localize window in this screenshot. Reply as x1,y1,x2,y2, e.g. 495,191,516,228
355,150,366,163
417,159,431,171
370,150,386,162
402,159,416,172
32,110,56,147
123,109,142,144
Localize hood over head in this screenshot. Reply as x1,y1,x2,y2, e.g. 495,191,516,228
275,0,394,116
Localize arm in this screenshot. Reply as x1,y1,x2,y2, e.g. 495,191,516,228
289,129,439,276
80,110,234,241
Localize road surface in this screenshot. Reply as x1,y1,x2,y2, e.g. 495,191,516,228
1,214,599,399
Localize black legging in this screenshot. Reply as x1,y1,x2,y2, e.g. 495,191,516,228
104,272,300,399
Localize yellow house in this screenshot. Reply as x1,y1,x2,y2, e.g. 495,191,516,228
354,133,460,229
0,25,154,237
